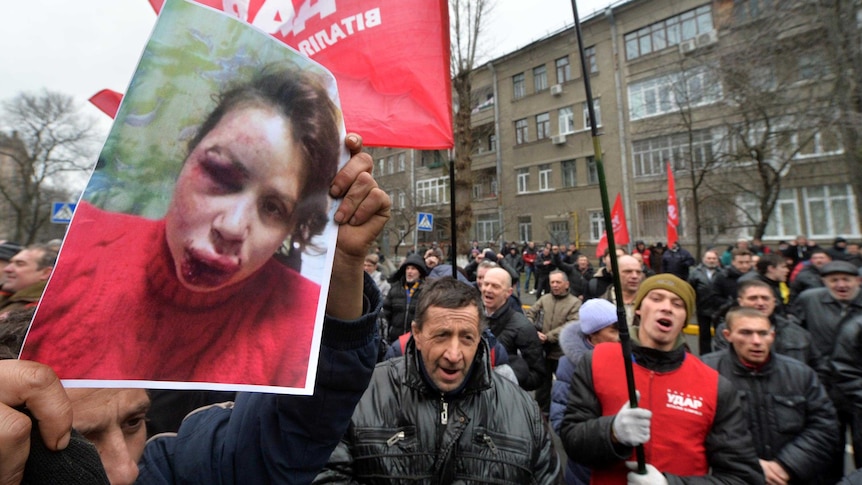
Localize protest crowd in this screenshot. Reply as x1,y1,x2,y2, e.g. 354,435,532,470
3,130,862,484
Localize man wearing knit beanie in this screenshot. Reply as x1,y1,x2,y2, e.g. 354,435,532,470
560,274,762,484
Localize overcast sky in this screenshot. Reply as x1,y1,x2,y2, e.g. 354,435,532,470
0,0,613,125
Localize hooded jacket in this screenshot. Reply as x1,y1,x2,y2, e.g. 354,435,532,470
382,254,427,343
314,337,560,484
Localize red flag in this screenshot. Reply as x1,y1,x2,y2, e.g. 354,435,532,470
667,162,679,247
595,193,630,258
130,0,453,149
88,90,123,118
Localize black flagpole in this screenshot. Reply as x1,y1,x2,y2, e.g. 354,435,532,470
568,0,646,474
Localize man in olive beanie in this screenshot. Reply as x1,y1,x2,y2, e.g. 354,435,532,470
560,274,762,484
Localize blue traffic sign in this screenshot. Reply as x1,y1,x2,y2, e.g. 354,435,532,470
51,202,77,224
417,212,434,232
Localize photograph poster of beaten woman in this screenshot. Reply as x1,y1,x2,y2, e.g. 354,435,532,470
20,0,348,394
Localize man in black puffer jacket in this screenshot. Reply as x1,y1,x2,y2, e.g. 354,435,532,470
703,307,840,485
314,277,560,484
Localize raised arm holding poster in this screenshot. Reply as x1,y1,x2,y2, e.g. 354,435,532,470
20,0,348,394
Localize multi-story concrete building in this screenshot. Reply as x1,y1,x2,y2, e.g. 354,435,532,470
373,0,859,260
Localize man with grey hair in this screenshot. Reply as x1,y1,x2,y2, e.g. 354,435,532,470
526,270,581,414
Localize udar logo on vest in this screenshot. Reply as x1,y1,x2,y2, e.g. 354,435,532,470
666,389,704,416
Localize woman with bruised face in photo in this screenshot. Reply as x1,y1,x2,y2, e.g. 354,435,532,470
22,67,342,388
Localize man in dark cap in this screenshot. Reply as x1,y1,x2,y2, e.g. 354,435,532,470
560,274,762,484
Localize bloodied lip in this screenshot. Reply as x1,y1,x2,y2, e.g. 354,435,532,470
181,248,240,288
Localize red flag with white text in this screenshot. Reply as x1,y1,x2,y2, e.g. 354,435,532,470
595,193,630,258
103,0,454,149
667,162,679,247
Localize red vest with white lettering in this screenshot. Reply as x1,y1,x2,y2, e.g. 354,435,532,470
589,342,718,484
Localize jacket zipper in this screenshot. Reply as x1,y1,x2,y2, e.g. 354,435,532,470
440,396,448,425
386,430,405,447
482,433,499,455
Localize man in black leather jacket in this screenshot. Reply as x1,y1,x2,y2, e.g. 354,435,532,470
703,307,839,484
314,277,560,484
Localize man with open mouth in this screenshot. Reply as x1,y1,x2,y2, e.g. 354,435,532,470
560,274,763,484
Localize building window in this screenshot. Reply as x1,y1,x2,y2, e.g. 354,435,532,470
587,157,599,185
517,168,530,194
416,176,450,206
377,158,385,175
398,191,406,209
536,112,550,140
388,191,396,209
632,129,714,177
637,200,667,240
561,159,576,188
515,118,529,144
518,217,532,243
558,107,575,135
740,189,799,239
556,56,571,84
513,72,526,99
795,128,843,158
489,134,497,152
734,0,774,23
624,5,713,60
583,99,601,129
628,69,722,121
549,220,570,246
585,45,598,74
804,184,859,237
798,53,830,82
533,65,548,92
589,211,604,242
475,214,500,243
387,156,394,174
397,153,406,172
472,183,483,200
539,164,553,191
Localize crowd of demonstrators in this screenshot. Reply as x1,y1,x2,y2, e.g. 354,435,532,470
525,270,582,415
703,307,841,484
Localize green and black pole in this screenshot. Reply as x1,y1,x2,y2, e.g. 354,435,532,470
569,0,646,474
449,153,457,279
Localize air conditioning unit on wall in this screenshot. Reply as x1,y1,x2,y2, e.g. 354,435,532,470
550,84,563,96
552,134,566,145
696,30,718,48
679,39,697,55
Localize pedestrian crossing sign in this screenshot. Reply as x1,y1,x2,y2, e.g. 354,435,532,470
417,212,434,232
51,202,77,224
